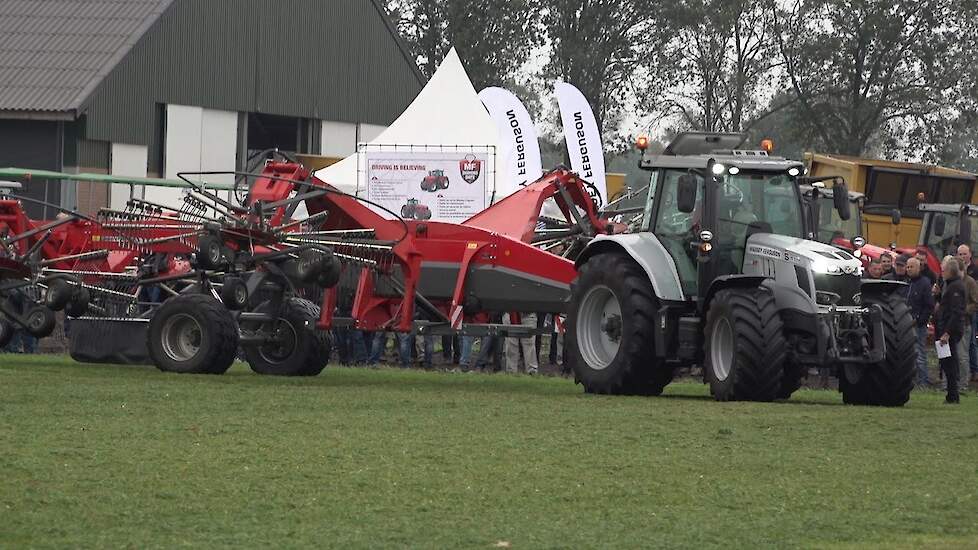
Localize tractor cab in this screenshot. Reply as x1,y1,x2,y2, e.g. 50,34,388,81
917,203,978,273
800,185,865,250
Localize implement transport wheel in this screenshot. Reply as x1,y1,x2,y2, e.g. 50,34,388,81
704,287,786,402
316,254,342,289
148,294,239,374
25,305,56,338
220,277,249,310
196,234,224,270
44,279,73,311
243,297,331,376
566,253,672,396
65,287,90,317
840,293,915,406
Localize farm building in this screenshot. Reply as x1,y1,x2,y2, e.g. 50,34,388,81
0,0,423,218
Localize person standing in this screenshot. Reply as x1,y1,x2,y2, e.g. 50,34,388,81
956,247,978,392
867,258,884,279
503,312,538,375
883,254,911,285
936,256,966,404
916,250,938,285
880,252,894,277
907,257,935,387
961,244,978,385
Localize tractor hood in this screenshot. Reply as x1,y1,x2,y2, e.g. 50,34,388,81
746,233,864,277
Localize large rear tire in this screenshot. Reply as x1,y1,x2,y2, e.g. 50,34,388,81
840,293,915,406
148,294,239,374
243,298,331,376
566,254,671,395
704,287,786,402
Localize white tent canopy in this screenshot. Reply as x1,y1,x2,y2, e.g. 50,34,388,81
312,48,503,211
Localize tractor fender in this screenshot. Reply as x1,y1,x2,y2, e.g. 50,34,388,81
576,234,685,301
859,279,908,299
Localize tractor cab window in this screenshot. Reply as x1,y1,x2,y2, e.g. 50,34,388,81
817,194,860,245
922,210,978,259
714,172,803,271
654,170,703,296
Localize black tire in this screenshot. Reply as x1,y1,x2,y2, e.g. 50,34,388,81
243,297,331,376
44,279,73,311
778,364,807,400
197,234,224,270
704,287,786,402
566,253,671,396
840,293,915,406
401,205,412,218
316,256,342,289
65,287,90,318
147,294,239,374
24,305,56,338
0,318,13,348
220,277,249,310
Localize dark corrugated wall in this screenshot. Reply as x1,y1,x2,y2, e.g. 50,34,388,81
79,0,422,148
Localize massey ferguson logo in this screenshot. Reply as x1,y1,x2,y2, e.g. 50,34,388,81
459,154,481,183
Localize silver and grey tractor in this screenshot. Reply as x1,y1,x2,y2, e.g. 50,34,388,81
566,132,916,405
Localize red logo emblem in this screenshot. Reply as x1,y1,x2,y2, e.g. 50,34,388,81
459,154,482,183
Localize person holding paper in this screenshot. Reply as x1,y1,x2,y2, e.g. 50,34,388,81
935,256,967,404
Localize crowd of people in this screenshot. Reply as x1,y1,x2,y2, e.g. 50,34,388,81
866,246,978,403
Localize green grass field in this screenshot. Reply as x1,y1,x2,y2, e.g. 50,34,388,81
1,355,977,549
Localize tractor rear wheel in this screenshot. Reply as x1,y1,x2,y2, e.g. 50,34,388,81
243,298,331,376
840,293,915,406
566,253,671,396
704,287,786,402
148,294,239,374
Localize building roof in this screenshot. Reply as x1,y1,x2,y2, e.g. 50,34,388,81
0,0,173,114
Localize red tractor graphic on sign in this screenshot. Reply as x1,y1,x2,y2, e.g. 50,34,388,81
420,169,449,192
400,198,432,220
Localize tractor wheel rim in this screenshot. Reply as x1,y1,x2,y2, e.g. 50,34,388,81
711,318,734,381
234,285,247,306
577,285,621,370
259,319,299,365
161,313,203,362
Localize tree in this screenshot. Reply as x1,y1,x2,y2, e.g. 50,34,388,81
772,0,974,157
385,0,542,90
544,0,671,134
661,0,783,134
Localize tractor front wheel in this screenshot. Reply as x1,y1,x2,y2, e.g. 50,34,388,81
704,287,786,402
840,293,915,406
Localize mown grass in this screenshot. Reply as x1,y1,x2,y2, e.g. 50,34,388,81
1,355,977,549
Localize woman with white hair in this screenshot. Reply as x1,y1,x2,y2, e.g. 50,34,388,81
936,255,967,403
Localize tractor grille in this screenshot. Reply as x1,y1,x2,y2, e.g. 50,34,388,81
813,273,861,306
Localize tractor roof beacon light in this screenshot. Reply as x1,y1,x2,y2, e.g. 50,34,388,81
636,136,649,151
760,139,775,153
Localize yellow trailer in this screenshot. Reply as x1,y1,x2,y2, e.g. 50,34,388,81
803,153,977,248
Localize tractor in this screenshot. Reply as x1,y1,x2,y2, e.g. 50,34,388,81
420,169,449,192
566,132,915,405
802,184,906,266
400,198,432,220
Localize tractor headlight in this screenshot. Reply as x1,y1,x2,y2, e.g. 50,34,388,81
852,235,866,248
811,260,842,275
712,163,727,175
788,167,801,177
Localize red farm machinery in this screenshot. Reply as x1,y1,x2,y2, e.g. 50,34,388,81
0,160,609,376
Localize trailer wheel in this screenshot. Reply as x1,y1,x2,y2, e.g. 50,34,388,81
704,287,786,402
243,298,330,376
148,294,239,374
840,293,915,406
65,287,90,317
44,279,73,311
0,317,13,348
24,305,56,338
220,277,249,310
197,234,224,270
567,253,671,395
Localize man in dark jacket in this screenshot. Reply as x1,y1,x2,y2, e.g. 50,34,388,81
936,256,967,403
883,254,911,285
916,250,938,285
907,257,934,387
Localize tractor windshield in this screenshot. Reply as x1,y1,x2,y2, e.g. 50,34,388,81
816,194,860,245
716,171,804,240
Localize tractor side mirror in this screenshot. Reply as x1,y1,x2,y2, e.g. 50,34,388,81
891,209,902,226
833,182,851,221
934,214,946,237
676,174,698,213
